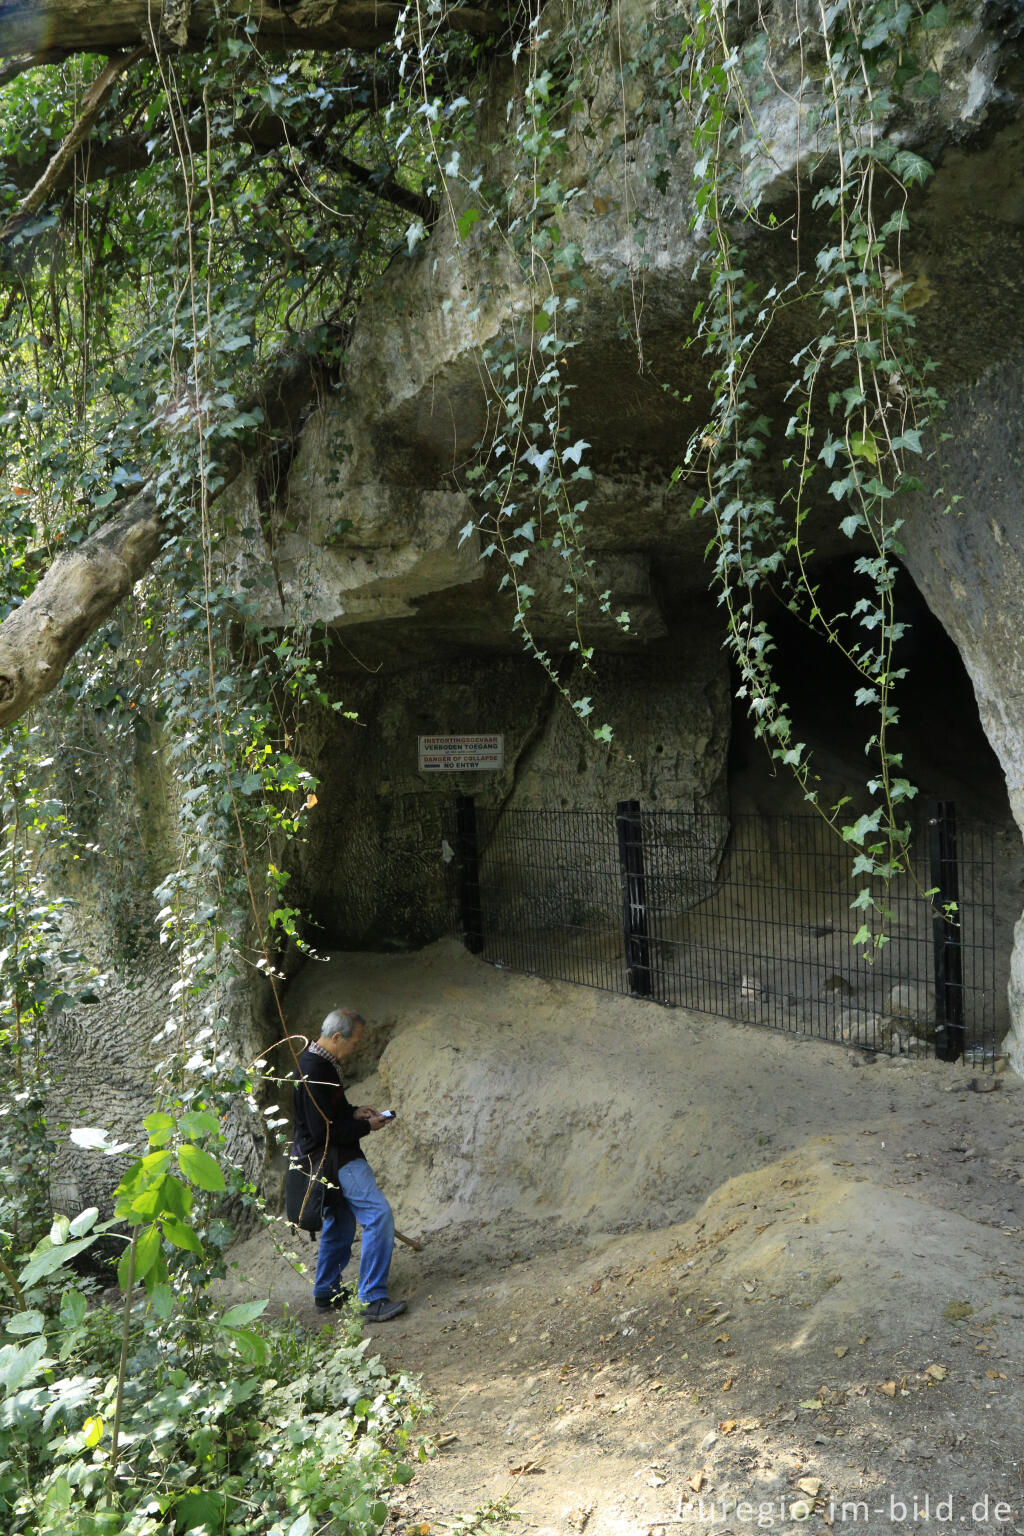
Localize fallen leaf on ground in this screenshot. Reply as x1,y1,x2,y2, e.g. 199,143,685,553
924,1365,948,1381
986,1369,1007,1380
879,1381,897,1397
687,1474,704,1493
722,1378,734,1391
509,1461,544,1475
714,1333,730,1344
719,1419,737,1433
798,1477,823,1497
834,1345,848,1359
799,1399,821,1411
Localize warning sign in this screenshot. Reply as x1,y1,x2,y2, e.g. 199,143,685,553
417,734,504,772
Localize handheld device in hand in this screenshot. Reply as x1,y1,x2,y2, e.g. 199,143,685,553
379,1109,396,1120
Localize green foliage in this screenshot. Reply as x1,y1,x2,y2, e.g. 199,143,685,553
413,4,627,741
0,4,969,1529
0,1168,423,1536
649,0,951,947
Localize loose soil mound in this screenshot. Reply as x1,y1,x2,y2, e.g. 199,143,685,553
230,941,1024,1535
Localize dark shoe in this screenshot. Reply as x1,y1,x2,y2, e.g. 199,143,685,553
314,1286,352,1313
361,1297,407,1322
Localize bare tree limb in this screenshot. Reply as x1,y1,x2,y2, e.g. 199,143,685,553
0,490,164,725
0,0,508,61
0,335,331,727
0,53,35,86
0,48,144,240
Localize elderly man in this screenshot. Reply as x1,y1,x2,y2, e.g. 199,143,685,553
291,1007,406,1322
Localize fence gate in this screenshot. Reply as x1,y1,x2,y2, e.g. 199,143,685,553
443,798,1004,1064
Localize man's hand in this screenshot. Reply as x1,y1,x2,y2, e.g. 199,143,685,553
355,1106,395,1131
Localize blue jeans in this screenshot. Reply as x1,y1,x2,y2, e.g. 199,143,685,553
313,1157,395,1304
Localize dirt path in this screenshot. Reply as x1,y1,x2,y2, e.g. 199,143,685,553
231,945,1024,1536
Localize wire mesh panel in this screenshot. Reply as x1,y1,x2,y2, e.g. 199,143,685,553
443,799,1007,1063
451,803,627,993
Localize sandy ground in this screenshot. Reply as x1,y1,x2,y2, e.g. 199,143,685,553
228,942,1024,1536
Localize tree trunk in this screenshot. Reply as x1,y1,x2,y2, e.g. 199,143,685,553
0,338,327,727
0,0,504,59
0,492,164,727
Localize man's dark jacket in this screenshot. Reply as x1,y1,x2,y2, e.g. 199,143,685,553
291,1043,371,1177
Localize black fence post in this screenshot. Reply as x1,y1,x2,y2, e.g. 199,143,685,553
929,800,964,1062
617,800,652,997
455,794,484,955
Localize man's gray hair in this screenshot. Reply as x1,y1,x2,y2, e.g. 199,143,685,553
321,1008,364,1040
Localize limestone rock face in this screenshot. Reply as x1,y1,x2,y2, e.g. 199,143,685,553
900,356,1024,1069
241,2,1024,1054
48,1,1024,1219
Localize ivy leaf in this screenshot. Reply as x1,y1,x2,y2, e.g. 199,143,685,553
892,149,933,186
561,438,590,466
177,1143,225,1192
893,428,922,454
842,811,882,845
456,208,481,240
850,431,878,464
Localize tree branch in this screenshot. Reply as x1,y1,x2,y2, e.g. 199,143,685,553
1,95,433,224
0,490,164,725
0,335,331,727
0,0,508,61
0,48,144,240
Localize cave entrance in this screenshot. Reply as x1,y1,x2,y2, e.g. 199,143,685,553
434,560,1019,1061
727,560,1011,825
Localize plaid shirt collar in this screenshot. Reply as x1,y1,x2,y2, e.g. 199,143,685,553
309,1039,342,1081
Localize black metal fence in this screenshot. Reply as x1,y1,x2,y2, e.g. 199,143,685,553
444,798,1007,1064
